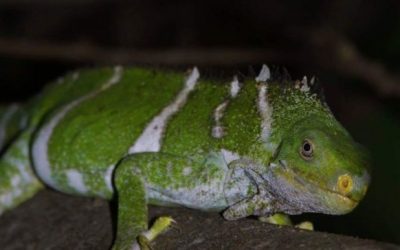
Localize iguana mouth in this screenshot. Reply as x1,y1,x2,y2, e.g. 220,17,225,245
278,160,359,203
273,160,358,214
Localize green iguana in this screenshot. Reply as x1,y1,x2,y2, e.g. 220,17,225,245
0,65,370,249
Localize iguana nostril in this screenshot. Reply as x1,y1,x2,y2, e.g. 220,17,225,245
337,174,353,196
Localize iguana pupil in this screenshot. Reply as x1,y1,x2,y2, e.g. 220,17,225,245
303,143,311,152
301,140,313,158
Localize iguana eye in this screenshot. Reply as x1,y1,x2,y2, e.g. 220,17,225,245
300,139,313,160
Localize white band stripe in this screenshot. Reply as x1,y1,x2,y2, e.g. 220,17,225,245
105,164,116,192
255,65,273,142
212,100,229,139
257,83,273,142
221,148,240,164
32,66,123,190
211,76,242,139
255,64,271,83
128,67,200,153
300,76,310,92
66,169,87,193
230,76,241,98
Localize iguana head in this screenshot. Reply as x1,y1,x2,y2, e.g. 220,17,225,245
267,116,370,214
262,81,370,215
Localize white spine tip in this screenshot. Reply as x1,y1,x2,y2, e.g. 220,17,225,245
230,76,241,98
72,71,80,81
300,76,310,92
56,77,64,84
114,65,123,75
310,76,316,85
301,76,308,85
192,66,199,75
186,67,200,88
255,64,271,82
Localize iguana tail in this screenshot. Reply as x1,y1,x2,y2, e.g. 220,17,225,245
0,105,43,215
0,104,28,154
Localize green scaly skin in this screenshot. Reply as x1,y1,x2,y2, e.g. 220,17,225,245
0,66,370,249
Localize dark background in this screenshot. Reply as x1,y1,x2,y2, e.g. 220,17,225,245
0,0,399,245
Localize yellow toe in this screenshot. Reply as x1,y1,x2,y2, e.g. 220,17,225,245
141,216,176,242
295,221,314,231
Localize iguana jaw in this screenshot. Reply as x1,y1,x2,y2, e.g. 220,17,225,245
264,160,362,215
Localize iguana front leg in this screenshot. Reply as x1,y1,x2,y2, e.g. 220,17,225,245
113,157,147,250
113,155,174,250
223,193,273,220
112,152,225,249
258,214,314,230
223,159,275,220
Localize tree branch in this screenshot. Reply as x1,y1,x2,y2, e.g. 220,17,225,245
308,29,400,97
0,37,282,65
0,34,399,97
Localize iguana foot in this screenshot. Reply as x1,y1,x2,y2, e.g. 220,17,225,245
259,213,292,226
137,216,176,249
259,213,313,231
295,221,314,231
